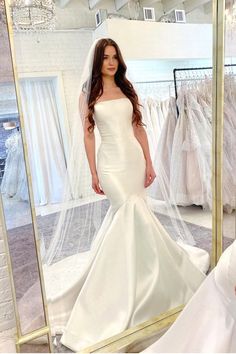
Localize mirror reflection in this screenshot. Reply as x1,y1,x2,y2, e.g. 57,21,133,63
19,335,51,353
140,3,236,351
5,0,219,351
223,0,236,253
0,0,46,337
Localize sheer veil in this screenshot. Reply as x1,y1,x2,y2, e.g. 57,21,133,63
42,37,198,268
43,38,106,265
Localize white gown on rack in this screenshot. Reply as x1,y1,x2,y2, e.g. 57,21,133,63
143,240,236,353
169,91,212,208
1,130,29,201
1,131,20,197
150,97,177,200
58,97,209,351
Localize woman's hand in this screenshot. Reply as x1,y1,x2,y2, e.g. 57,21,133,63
145,162,156,188
92,173,104,195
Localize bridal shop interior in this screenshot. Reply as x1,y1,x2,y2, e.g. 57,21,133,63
0,0,235,352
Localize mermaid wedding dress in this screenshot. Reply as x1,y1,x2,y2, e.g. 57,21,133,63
55,97,210,351
143,240,236,353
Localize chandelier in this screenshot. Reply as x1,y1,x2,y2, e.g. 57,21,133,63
10,0,56,31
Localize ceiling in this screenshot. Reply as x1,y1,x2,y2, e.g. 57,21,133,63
56,0,212,15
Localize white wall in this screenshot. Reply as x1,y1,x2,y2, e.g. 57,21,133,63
94,20,213,60
13,30,93,130
127,58,213,82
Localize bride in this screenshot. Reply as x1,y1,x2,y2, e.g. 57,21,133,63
57,38,210,351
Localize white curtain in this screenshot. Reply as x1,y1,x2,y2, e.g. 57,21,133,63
20,79,67,206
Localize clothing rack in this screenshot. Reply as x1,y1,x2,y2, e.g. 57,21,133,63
173,64,236,101
134,79,174,84
173,64,236,116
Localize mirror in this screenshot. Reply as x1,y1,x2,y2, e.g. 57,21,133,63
0,0,50,345
3,0,221,352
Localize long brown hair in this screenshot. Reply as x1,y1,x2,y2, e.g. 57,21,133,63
83,38,144,132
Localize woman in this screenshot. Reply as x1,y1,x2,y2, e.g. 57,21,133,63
83,39,156,196
60,38,209,351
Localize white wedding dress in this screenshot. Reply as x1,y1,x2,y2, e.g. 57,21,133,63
143,240,236,353
56,97,210,351
1,131,29,201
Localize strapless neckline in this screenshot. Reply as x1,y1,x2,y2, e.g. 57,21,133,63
95,97,129,106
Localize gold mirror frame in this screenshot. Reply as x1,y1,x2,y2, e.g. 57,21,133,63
212,0,225,264
1,0,226,351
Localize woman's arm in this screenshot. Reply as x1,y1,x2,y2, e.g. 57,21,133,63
133,124,152,165
80,94,104,195
133,124,156,187
83,119,96,175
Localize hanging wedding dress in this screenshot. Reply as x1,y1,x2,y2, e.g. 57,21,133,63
158,76,235,211
1,130,28,201
1,130,21,197
223,78,236,212
56,97,210,352
143,240,236,353
169,88,212,208
186,90,212,207
149,97,177,200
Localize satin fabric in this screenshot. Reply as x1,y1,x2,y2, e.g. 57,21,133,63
143,240,236,353
60,98,209,351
